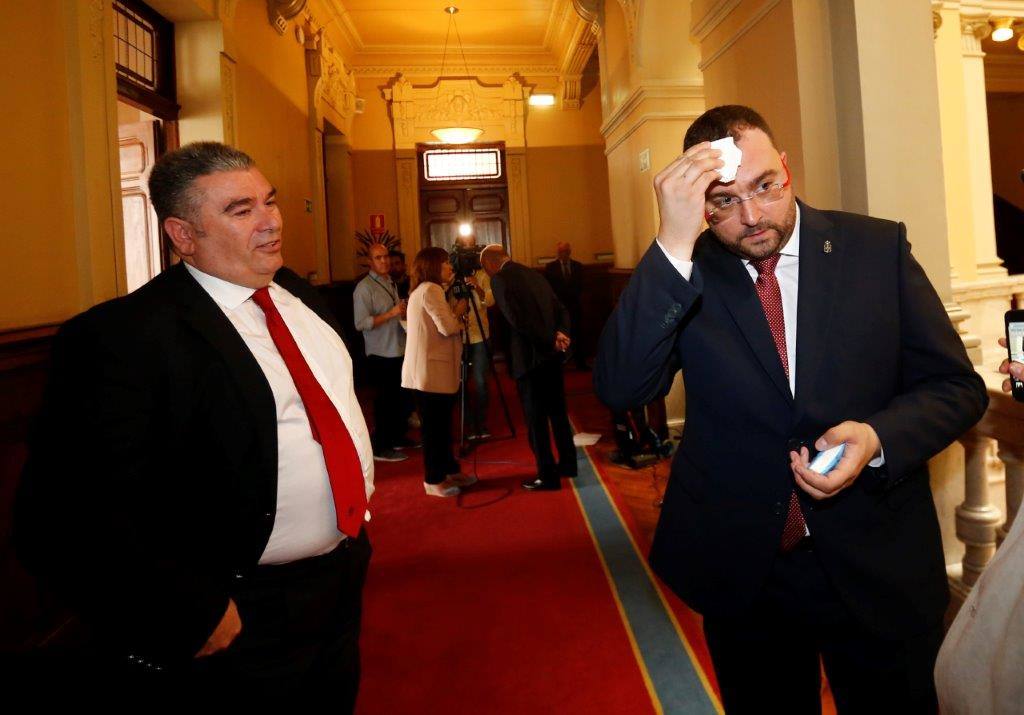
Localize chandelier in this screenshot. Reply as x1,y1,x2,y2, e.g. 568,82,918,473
430,6,483,144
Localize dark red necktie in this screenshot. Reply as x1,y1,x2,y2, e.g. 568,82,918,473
252,287,366,538
750,254,806,551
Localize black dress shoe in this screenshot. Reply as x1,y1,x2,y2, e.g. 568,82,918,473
522,477,561,491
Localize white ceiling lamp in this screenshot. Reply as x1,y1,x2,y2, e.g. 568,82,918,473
529,93,557,107
992,17,1014,42
430,6,483,144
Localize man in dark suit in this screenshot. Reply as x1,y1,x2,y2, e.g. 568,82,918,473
15,142,373,702
481,245,576,490
543,242,586,369
595,106,988,712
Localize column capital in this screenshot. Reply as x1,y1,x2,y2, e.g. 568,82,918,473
961,12,992,56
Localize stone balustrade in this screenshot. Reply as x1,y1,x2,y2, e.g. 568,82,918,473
948,370,1024,607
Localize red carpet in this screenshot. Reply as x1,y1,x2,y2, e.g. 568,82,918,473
356,370,658,714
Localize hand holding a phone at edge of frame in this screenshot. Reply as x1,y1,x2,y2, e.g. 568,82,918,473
998,336,1024,394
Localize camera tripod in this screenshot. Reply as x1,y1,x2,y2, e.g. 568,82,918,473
449,274,516,455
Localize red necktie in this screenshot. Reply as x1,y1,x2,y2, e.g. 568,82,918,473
251,287,366,538
750,254,806,552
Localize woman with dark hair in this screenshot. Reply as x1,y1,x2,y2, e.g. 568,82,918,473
401,247,476,496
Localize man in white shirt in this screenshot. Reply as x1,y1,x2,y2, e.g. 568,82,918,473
596,105,987,712
15,142,373,703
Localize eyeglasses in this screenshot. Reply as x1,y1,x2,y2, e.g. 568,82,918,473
704,159,792,224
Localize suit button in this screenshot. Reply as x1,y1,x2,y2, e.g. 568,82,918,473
264,511,273,519
773,502,783,515
234,571,244,580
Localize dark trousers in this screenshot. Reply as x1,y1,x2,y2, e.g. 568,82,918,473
702,541,942,714
416,390,459,484
190,531,372,703
515,359,576,480
467,340,490,432
367,354,405,452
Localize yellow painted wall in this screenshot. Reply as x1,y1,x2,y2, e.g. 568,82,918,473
988,93,1024,212
699,0,807,198
601,0,634,118
0,0,80,329
350,150,400,249
227,3,317,280
527,144,614,262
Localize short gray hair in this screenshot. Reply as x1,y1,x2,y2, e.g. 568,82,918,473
148,142,254,226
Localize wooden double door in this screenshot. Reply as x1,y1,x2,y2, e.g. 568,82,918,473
420,186,509,252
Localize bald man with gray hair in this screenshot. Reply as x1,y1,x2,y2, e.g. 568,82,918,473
481,246,577,490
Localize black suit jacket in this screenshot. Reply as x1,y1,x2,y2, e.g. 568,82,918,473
14,262,348,667
543,258,584,310
595,201,988,638
491,261,570,379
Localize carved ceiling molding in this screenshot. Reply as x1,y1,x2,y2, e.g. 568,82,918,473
382,74,532,149
558,14,599,109
302,11,360,125
691,0,742,41
352,64,561,78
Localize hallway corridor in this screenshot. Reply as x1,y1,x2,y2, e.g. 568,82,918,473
356,371,722,714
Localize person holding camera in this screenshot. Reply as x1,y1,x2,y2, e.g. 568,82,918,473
402,247,478,497
452,235,495,439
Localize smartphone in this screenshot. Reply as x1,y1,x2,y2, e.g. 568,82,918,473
1005,310,1024,401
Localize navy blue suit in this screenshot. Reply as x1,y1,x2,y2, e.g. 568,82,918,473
596,201,987,711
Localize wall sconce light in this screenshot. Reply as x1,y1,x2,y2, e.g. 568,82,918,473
529,94,557,107
992,17,1015,42
458,222,473,237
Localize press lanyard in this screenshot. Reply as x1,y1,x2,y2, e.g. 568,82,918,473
369,274,398,306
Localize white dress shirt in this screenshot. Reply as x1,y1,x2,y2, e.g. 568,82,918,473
185,263,374,565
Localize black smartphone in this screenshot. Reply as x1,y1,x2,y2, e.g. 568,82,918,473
1005,310,1024,401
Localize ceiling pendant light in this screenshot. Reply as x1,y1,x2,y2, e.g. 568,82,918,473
430,6,483,144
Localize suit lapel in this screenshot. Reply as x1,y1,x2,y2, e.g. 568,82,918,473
697,234,793,405
793,201,842,415
168,264,278,463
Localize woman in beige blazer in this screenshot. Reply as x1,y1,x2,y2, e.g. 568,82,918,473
402,248,476,497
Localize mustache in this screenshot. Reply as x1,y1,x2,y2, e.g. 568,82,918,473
741,221,783,238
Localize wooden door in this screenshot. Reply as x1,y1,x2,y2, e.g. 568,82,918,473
420,187,509,252
118,120,162,292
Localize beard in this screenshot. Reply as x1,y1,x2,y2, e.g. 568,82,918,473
713,199,797,261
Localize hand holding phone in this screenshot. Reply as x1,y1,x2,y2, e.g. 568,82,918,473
1003,311,1024,402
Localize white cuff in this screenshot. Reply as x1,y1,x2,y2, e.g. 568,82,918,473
656,239,694,281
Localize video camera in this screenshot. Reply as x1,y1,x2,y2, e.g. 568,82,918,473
448,246,483,301
449,245,483,278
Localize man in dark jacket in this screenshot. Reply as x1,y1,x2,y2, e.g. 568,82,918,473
543,242,586,369
482,245,576,490
596,105,988,712
15,142,373,702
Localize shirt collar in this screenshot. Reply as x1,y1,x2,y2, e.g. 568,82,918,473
741,201,801,267
369,270,393,284
183,262,280,311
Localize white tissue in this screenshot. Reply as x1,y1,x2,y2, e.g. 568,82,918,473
710,136,742,183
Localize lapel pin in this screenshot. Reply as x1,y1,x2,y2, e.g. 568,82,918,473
823,240,833,254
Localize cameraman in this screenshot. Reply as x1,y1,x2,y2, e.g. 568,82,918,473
451,235,495,439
